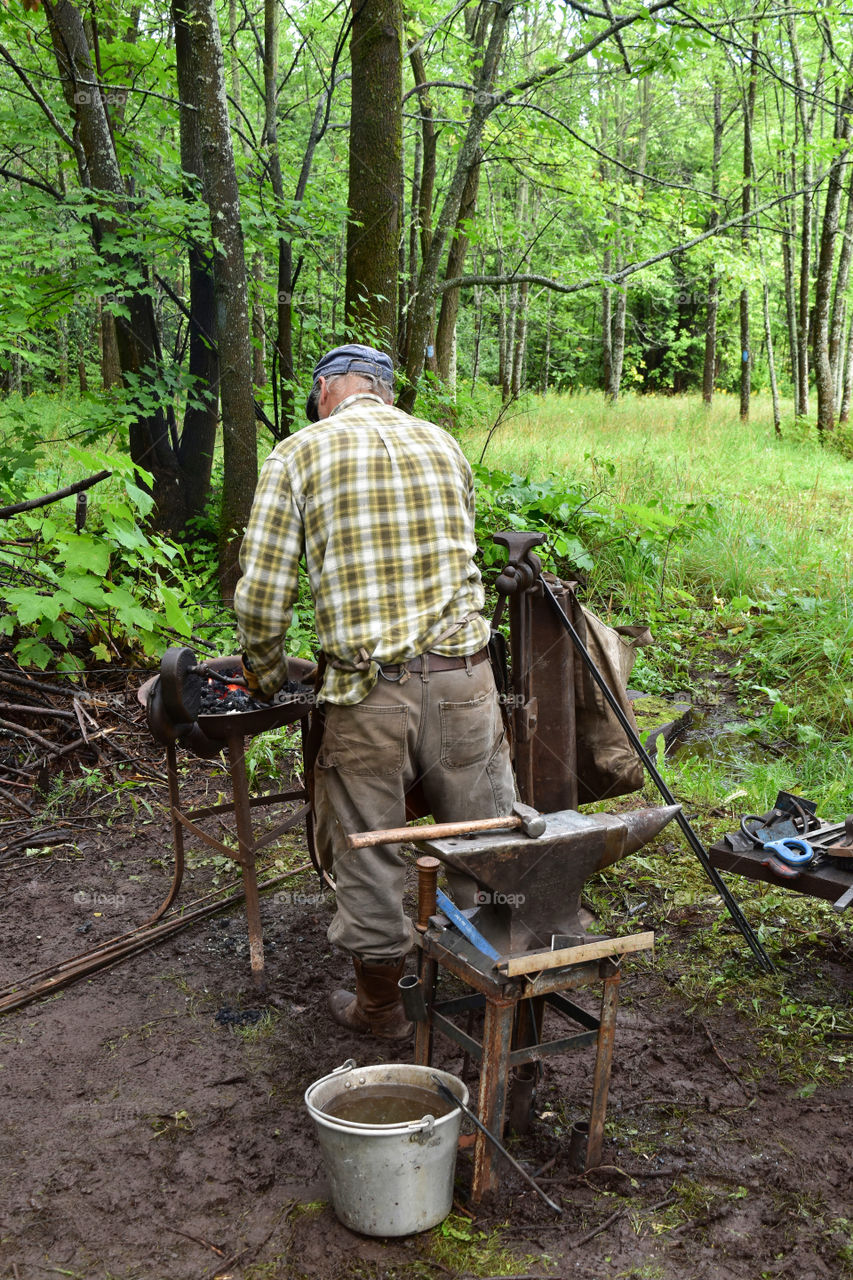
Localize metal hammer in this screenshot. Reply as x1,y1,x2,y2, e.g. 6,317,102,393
345,800,546,850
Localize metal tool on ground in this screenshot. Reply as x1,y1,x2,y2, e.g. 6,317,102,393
345,800,546,850
430,1076,563,1215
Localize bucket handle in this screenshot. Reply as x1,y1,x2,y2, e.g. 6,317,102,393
409,1113,436,1144
328,1058,357,1078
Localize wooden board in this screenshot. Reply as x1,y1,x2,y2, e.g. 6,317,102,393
496,930,655,977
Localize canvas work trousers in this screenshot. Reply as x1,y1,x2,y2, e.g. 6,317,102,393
314,656,515,959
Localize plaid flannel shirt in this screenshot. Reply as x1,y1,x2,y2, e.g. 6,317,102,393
234,394,490,705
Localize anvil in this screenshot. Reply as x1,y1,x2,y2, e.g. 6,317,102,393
417,805,680,955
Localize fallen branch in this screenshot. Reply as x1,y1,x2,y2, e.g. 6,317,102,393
0,469,111,520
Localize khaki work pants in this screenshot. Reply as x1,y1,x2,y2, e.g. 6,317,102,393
314,658,515,959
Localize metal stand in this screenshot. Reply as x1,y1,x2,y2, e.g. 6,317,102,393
159,717,313,990
414,925,629,1203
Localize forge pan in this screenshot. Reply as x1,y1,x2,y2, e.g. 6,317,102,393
138,654,316,741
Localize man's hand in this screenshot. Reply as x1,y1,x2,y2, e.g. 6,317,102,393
241,652,261,694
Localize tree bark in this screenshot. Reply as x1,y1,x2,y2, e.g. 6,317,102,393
346,0,403,351
43,0,185,530
602,247,613,395
187,0,257,597
813,91,853,436
435,153,481,384
702,84,723,406
399,0,514,410
829,164,853,410
739,27,758,422
173,0,220,527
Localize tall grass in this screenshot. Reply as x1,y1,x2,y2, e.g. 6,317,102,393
461,388,853,773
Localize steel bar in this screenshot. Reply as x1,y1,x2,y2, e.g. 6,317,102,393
0,863,311,1015
539,578,775,975
432,1076,563,1214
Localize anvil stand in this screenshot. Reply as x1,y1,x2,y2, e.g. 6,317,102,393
414,924,650,1203
410,859,651,1204
160,718,314,991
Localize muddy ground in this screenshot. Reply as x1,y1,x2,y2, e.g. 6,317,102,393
0,690,851,1280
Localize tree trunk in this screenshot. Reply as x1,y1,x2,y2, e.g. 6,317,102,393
781,196,800,413
702,84,723,406
739,27,758,422
251,252,267,388
763,281,781,437
346,0,403,351
787,13,823,418
813,92,853,436
435,153,480,384
602,248,613,395
399,0,513,409
609,286,626,401
188,0,257,597
840,313,853,423
173,0,220,527
44,0,185,530
829,165,853,409
511,280,529,398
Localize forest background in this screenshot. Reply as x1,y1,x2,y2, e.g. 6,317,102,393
1,0,853,809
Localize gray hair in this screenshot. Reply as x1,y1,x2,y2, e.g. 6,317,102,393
325,371,394,403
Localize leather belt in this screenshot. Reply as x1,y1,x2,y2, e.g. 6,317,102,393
378,647,490,677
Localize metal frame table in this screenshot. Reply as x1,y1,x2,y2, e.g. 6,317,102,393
413,924,651,1202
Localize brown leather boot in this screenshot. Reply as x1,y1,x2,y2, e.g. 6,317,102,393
329,956,413,1040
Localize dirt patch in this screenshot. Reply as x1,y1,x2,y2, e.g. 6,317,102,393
0,702,850,1280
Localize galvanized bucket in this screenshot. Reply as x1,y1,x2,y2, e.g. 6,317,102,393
304,1059,468,1236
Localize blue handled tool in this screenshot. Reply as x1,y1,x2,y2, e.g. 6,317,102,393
760,836,814,879
435,887,501,963
762,837,814,867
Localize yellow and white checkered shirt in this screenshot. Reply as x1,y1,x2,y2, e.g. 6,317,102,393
234,394,490,705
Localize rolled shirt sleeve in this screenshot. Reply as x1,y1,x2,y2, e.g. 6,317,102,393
234,456,304,697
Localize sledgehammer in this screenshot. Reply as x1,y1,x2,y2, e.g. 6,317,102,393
345,800,547,850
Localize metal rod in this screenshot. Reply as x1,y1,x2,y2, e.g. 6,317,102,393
431,1076,563,1214
539,578,775,974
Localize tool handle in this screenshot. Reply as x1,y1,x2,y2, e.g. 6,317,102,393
346,814,521,849
415,856,440,933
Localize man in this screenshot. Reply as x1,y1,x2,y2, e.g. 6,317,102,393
234,343,515,1039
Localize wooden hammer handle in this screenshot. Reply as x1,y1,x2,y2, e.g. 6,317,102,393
346,814,522,849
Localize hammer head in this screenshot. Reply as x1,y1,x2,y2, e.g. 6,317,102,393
512,800,547,838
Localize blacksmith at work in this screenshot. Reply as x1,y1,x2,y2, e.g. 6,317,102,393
234,343,515,1040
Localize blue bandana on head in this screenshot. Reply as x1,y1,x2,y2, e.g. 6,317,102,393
306,344,394,421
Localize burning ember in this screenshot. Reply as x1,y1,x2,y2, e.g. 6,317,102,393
198,666,313,717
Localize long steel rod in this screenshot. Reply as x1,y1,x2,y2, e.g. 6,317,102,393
539,578,774,974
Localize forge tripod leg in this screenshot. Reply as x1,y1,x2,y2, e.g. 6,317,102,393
471,997,515,1203
587,966,621,1169
227,732,266,993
